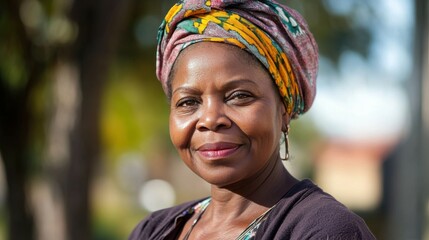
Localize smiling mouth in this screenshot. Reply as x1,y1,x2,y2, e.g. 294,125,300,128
197,142,241,159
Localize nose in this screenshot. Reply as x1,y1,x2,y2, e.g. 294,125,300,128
196,100,232,131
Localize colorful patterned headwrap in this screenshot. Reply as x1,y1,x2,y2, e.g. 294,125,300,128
156,0,318,116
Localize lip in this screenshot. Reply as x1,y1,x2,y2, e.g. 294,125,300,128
196,142,241,159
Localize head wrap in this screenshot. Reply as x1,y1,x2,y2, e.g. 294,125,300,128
156,0,318,117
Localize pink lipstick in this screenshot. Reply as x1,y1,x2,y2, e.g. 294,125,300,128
197,142,240,159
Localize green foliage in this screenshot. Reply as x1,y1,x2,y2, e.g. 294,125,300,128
0,47,28,92
0,4,27,92
285,0,372,64
101,60,170,161
93,219,122,240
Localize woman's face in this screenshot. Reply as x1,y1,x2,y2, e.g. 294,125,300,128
169,42,287,187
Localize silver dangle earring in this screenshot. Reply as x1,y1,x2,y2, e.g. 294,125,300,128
281,124,290,161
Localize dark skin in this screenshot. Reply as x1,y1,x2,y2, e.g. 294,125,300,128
169,42,298,240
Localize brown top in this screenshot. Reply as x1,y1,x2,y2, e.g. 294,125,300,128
129,179,376,240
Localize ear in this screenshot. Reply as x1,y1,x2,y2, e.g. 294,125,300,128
280,102,291,132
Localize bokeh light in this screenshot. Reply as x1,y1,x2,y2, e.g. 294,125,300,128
139,179,176,212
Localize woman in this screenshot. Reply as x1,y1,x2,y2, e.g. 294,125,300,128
130,0,376,239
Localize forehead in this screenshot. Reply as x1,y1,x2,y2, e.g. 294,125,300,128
178,42,261,68
168,42,267,94
175,42,263,78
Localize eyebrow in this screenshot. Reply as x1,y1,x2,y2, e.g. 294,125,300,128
222,79,259,89
172,78,259,96
171,85,200,96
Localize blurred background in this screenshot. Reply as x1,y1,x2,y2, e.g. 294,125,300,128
0,0,428,239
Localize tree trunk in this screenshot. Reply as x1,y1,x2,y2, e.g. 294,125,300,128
388,0,428,239
0,0,45,238
62,0,131,239
0,90,34,240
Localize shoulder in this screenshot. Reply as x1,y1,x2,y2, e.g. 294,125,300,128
260,180,376,239
128,199,202,240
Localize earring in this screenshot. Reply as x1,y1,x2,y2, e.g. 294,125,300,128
281,124,290,161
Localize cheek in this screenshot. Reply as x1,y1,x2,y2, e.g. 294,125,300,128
237,105,282,147
169,113,196,150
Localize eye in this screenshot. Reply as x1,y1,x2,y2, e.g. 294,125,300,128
232,92,249,99
227,91,255,104
176,97,199,108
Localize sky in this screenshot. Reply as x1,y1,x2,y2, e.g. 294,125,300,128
309,0,414,143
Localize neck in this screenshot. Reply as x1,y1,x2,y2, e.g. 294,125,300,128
207,159,298,222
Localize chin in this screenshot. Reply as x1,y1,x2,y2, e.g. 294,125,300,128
195,167,250,188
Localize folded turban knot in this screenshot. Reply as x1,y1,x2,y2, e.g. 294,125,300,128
156,0,318,117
